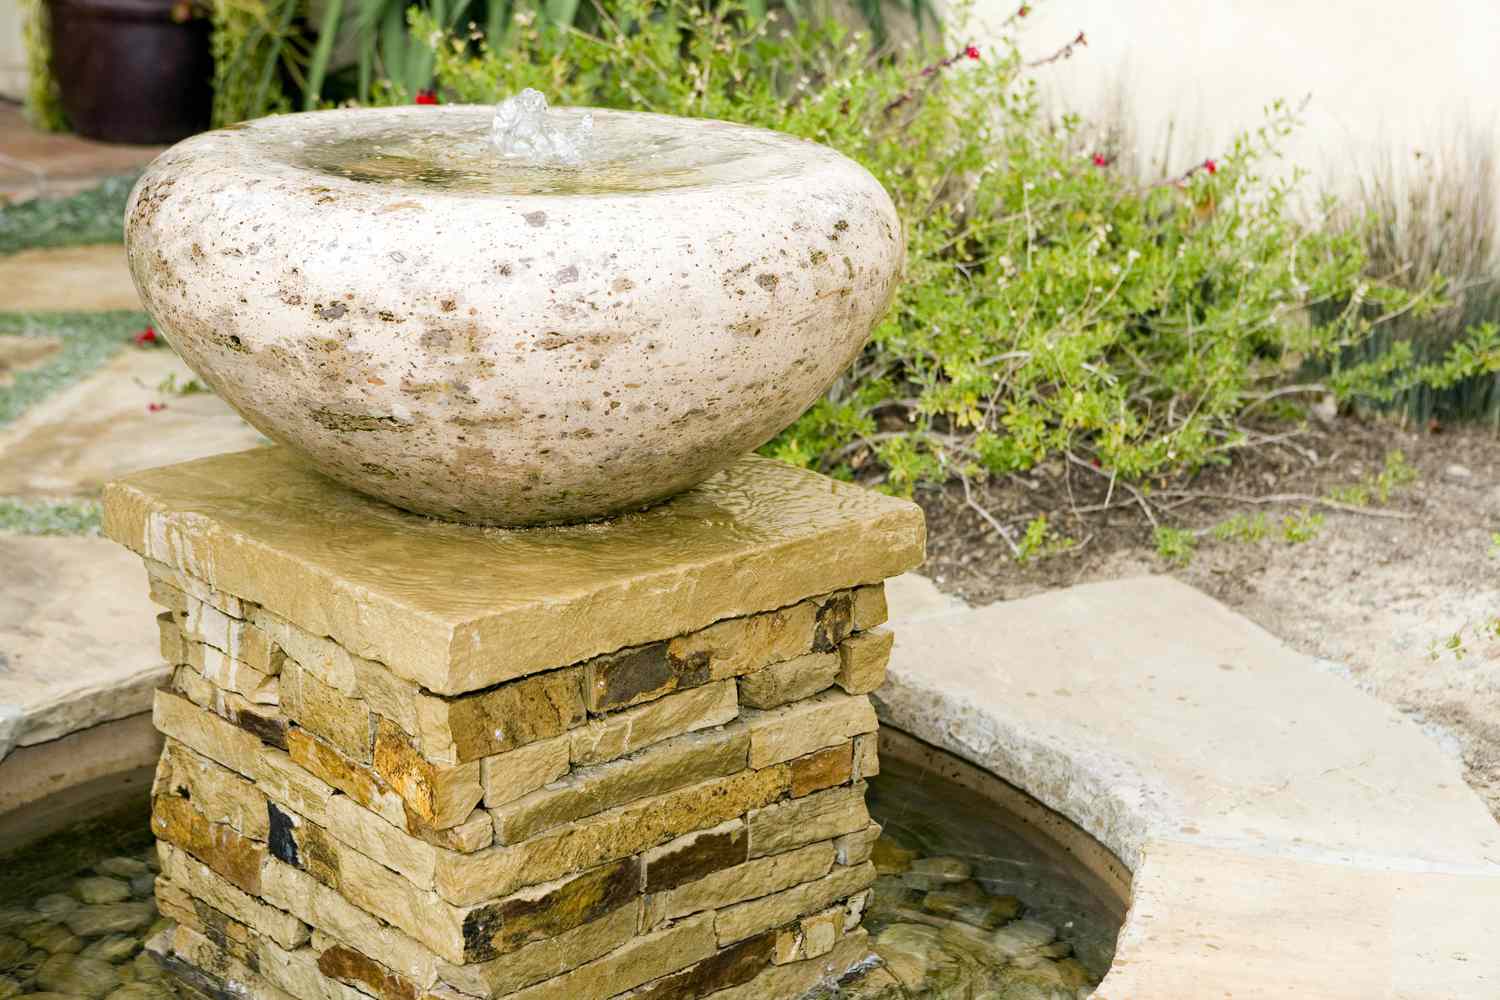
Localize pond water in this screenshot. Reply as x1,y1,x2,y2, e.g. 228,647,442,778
0,737,1124,1000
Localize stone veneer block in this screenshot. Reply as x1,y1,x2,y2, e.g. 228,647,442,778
119,452,919,1000
103,447,924,694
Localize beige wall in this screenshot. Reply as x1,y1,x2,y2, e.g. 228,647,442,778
975,0,1500,194
0,0,28,102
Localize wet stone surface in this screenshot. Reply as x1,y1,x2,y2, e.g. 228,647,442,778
2,760,1116,1000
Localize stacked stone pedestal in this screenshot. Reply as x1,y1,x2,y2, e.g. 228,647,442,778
102,447,925,1000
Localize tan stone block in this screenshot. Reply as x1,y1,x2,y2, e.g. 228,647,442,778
642,841,834,929
851,585,887,631
374,718,483,829
154,689,261,775
158,611,186,664
147,558,246,617
713,862,876,946
705,929,871,1000
324,793,439,890
583,642,710,713
285,726,402,827
641,819,747,895
570,679,737,766
257,936,373,1000
105,450,925,695
282,661,373,763
416,667,586,765
157,841,309,950
186,640,280,705
419,809,495,854
170,923,297,1000
505,912,716,1000
811,592,855,653
172,662,217,710
152,792,265,894
285,725,492,849
665,602,817,682
743,690,876,769
260,859,443,987
833,823,882,866
491,725,748,845
619,930,774,1000
789,742,854,798
482,734,571,808
737,652,839,710
148,576,190,615
836,629,892,695
800,905,845,959
434,901,638,997
749,783,869,858
174,593,283,674
173,660,288,748
842,889,870,932
853,733,879,780
156,876,263,970
772,926,802,965
437,765,789,905
154,739,270,839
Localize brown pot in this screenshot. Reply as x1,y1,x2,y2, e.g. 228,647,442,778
45,0,213,145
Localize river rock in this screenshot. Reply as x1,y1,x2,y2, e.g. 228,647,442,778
70,880,130,907
19,924,80,955
62,905,153,939
34,954,121,998
31,897,77,922
991,919,1059,960
79,936,139,964
0,936,28,965
92,860,149,881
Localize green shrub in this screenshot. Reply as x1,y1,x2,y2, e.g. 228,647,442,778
423,2,1500,494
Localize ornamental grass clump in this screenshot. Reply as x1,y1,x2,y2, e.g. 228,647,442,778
414,0,1497,493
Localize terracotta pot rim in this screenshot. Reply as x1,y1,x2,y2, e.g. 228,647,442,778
45,0,201,23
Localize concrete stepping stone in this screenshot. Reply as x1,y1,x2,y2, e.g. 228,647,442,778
0,535,166,758
0,346,264,497
880,574,1500,998
0,245,141,312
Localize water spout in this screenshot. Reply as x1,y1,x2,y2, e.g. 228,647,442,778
491,88,593,165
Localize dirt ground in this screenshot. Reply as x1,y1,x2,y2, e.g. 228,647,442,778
914,416,1500,821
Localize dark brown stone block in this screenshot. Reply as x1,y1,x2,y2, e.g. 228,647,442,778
643,822,750,894
462,856,642,963
628,932,774,1000
790,742,854,798
318,944,420,1000
585,643,711,713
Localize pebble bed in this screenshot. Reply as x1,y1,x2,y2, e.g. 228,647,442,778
1,764,1118,1000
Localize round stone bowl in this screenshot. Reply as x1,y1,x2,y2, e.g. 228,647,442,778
124,105,903,526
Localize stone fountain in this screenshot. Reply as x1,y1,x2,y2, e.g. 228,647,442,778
107,94,924,1000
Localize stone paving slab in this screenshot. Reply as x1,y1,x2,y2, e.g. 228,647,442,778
879,574,1500,999
0,244,141,311
0,103,162,203
0,345,265,497
0,535,166,757
104,447,926,694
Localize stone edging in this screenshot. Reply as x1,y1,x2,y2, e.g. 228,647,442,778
877,573,1500,999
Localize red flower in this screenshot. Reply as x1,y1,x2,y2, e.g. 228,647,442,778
1017,4,1030,15
1090,457,1102,468
414,89,439,105
1092,153,1109,167
148,402,168,413
965,45,981,60
1204,158,1218,174
134,325,157,346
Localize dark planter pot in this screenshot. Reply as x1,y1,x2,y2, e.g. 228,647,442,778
45,0,213,145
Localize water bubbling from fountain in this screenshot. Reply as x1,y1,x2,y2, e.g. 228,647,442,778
490,88,594,165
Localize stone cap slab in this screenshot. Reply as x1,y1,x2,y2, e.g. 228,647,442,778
103,447,924,695
879,574,1500,998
